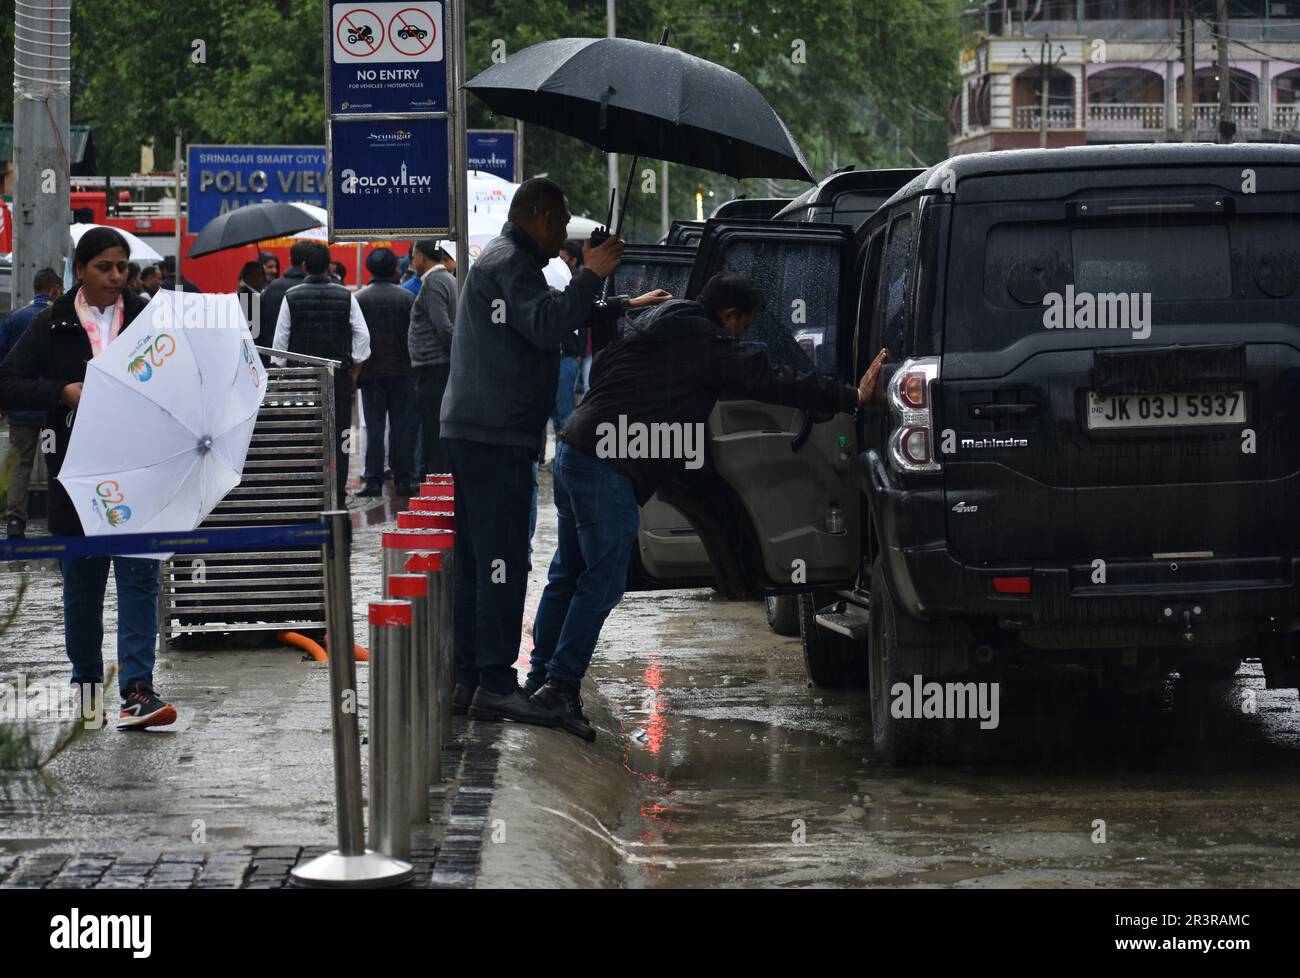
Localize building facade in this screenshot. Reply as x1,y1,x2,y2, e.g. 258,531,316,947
951,0,1300,154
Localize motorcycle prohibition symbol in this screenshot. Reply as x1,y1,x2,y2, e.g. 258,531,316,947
347,24,376,45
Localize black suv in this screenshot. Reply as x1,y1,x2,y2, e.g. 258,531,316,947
624,144,1300,763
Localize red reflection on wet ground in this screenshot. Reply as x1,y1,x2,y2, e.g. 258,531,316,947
642,662,666,756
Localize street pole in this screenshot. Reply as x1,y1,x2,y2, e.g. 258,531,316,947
607,0,619,224
11,0,71,309
515,119,525,182
174,132,183,279
1183,1,1196,142
1216,0,1235,142
1039,36,1050,149
449,0,469,295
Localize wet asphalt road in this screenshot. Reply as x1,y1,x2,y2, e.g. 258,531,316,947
591,590,1300,888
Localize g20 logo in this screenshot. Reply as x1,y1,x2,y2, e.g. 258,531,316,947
94,480,132,526
241,339,263,390
128,333,177,382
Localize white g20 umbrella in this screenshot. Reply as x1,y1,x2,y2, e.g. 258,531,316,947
58,292,268,536
71,223,164,263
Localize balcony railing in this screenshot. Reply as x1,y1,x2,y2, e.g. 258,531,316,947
1272,104,1300,131
1086,102,1274,132
1176,102,1260,129
1087,102,1165,129
1014,105,1076,129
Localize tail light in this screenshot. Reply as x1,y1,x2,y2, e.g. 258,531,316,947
887,356,941,474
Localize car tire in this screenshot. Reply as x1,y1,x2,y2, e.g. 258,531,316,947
867,557,963,765
797,592,869,688
765,594,800,636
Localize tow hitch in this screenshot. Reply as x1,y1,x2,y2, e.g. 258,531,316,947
1159,602,1205,643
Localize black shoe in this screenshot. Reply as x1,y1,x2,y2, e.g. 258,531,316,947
468,686,560,727
355,482,383,498
6,518,24,539
118,682,177,730
531,680,596,742
452,683,476,716
522,677,543,698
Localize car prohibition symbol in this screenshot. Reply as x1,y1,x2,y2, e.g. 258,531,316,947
397,25,428,40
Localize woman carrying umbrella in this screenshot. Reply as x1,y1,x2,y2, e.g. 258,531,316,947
0,227,177,729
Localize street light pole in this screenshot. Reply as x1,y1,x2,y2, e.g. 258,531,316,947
1216,0,1235,142
11,0,71,310
1039,35,1051,149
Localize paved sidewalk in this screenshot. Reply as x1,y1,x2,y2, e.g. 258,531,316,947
0,448,564,888
0,726,500,888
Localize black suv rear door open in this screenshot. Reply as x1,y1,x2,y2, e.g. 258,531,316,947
640,218,861,594
610,245,719,590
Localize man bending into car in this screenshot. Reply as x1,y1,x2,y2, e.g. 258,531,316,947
525,272,890,741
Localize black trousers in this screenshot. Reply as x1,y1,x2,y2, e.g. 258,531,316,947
444,437,536,695
416,363,451,476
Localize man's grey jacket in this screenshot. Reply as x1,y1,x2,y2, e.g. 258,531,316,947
408,265,457,368
439,222,602,454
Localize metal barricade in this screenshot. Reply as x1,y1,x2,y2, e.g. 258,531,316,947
158,349,341,650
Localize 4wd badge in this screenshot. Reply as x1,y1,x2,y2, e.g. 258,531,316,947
952,501,978,514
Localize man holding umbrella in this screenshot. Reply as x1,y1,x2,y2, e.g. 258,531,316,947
440,177,669,725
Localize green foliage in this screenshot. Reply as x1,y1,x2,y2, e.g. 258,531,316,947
3,1,960,237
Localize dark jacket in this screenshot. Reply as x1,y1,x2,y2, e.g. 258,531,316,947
439,222,607,453
160,274,200,294
408,266,457,368
258,267,307,344
355,279,414,382
283,275,354,368
560,298,860,505
0,287,149,535
0,292,56,422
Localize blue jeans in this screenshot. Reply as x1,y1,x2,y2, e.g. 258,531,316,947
360,375,417,485
60,556,161,695
579,356,592,398
527,442,639,688
444,438,536,695
552,356,580,438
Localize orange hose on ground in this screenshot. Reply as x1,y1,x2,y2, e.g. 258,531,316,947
280,630,326,661
278,631,369,662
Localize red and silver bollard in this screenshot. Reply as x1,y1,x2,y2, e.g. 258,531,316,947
382,528,453,586
397,510,455,531
291,511,413,888
368,600,413,861
387,574,431,823
394,532,454,744
404,551,443,783
409,496,455,518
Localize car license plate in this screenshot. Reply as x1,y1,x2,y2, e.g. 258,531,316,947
1087,391,1246,430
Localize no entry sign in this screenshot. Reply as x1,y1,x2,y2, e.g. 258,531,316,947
329,1,446,114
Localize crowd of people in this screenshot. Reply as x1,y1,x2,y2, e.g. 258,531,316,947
0,177,887,741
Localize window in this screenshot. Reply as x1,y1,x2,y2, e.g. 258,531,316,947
855,229,886,377
720,239,841,374
874,214,914,361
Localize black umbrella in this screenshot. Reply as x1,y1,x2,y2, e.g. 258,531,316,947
188,202,321,258
465,34,815,191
